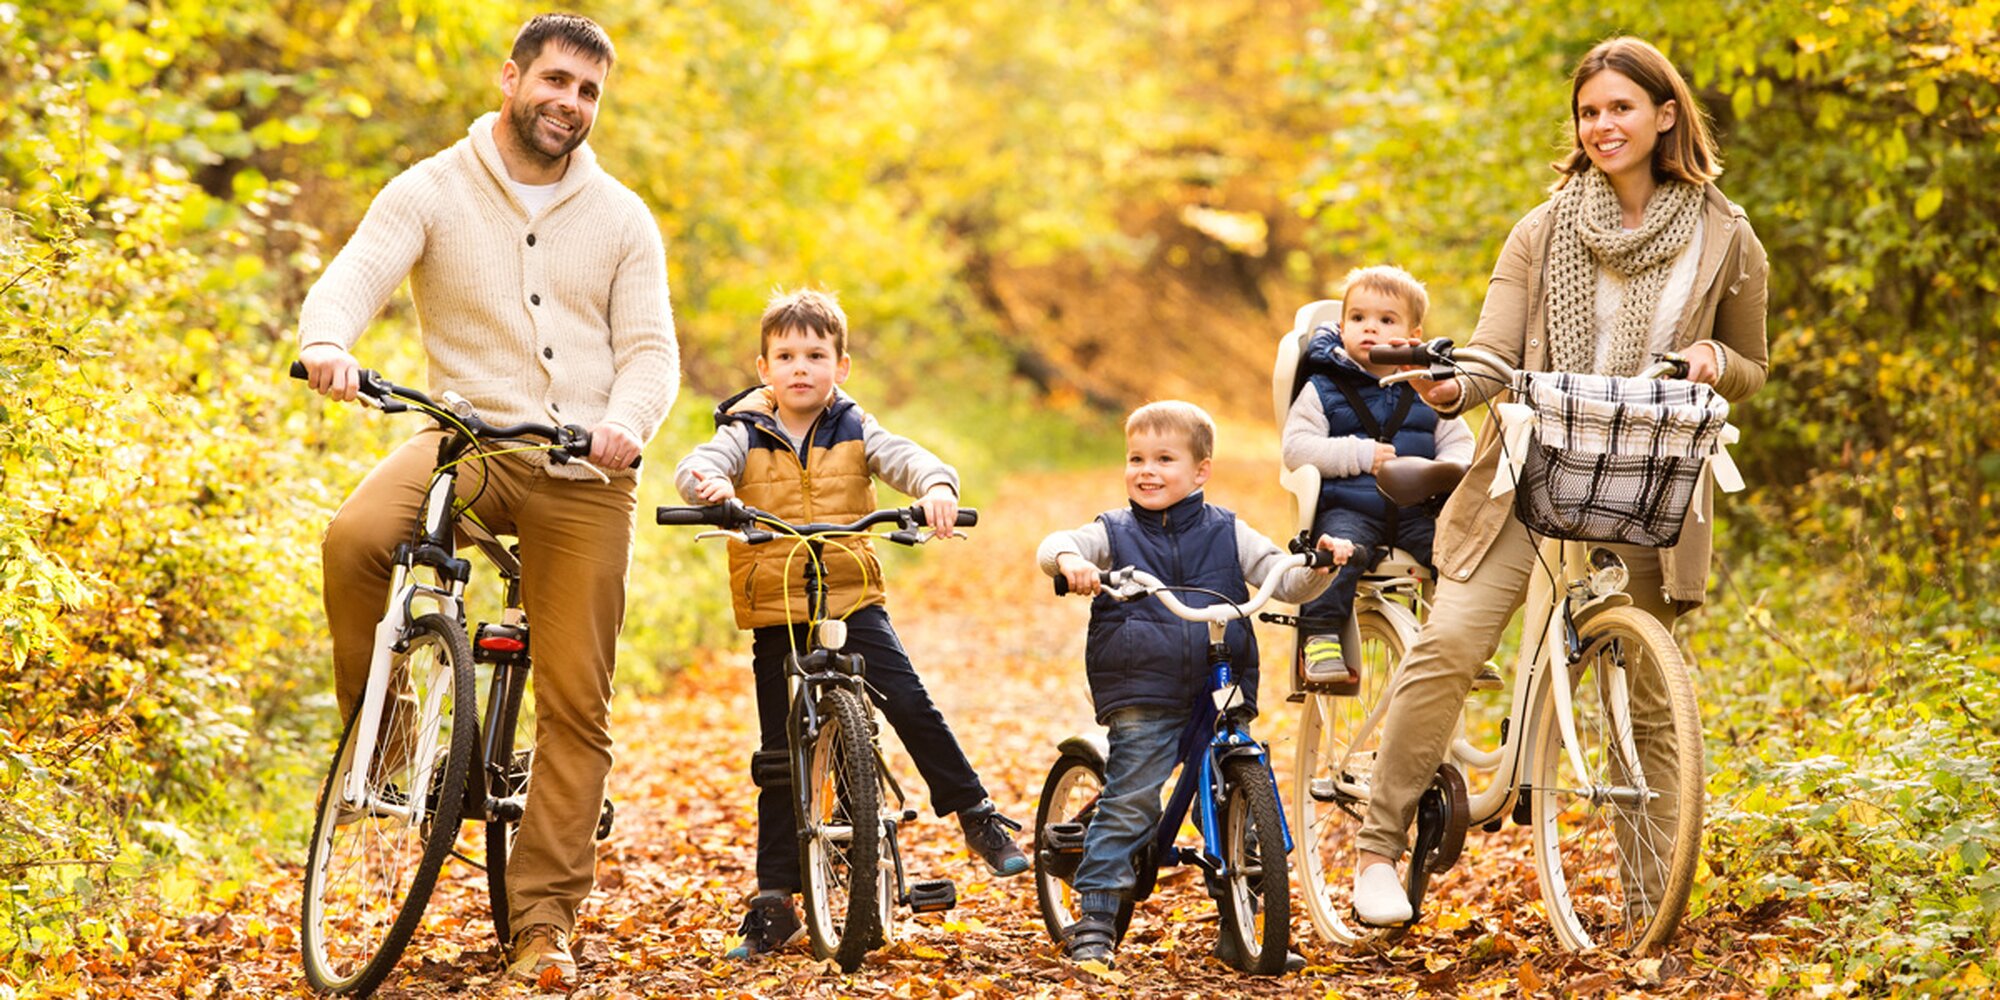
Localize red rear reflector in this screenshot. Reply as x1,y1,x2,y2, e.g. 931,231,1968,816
478,636,526,652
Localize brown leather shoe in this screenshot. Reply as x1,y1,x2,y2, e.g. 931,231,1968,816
508,924,577,982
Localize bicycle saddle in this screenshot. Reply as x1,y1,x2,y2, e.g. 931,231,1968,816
1374,457,1468,508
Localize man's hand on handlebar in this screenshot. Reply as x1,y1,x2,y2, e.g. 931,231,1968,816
918,484,959,540
1054,552,1101,597
589,421,643,471
299,343,363,402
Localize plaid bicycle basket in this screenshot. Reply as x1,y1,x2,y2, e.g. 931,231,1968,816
1512,372,1731,548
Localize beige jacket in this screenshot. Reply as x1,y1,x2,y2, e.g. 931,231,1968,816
298,114,680,477
1433,183,1769,605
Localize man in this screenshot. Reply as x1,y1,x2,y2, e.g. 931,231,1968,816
296,12,677,982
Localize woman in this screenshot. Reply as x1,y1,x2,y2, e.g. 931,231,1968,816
1349,36,1769,935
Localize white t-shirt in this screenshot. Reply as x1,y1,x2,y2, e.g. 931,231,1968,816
506,177,561,216
1594,214,1705,371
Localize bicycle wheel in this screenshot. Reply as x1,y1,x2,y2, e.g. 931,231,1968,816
799,686,882,971
1215,757,1291,974
1292,603,1413,945
484,666,531,949
301,614,476,995
1528,605,1703,954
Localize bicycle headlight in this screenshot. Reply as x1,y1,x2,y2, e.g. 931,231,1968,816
817,619,848,651
1585,547,1629,596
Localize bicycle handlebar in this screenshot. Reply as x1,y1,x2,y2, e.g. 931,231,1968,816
655,499,977,544
288,360,609,464
1052,549,1334,623
1369,341,1692,387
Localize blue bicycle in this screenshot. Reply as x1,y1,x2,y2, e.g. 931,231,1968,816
1033,544,1332,975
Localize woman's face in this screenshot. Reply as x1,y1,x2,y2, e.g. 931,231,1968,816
1574,69,1677,181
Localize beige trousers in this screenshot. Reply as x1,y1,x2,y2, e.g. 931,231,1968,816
322,430,636,937
1356,511,1683,888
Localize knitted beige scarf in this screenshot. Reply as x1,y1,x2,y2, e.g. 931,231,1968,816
1545,168,1703,376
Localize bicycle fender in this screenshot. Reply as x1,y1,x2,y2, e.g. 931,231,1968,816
1570,590,1634,632
1056,734,1109,772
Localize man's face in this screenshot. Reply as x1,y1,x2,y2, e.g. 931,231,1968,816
500,44,608,163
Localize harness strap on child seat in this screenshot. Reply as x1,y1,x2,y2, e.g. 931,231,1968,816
1327,374,1419,546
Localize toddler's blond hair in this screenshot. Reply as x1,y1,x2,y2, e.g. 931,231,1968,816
1126,400,1215,462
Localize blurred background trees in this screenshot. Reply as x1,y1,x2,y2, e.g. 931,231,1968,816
2,0,1992,990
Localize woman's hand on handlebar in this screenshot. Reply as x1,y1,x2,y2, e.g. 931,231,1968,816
918,484,959,539
1314,534,1355,573
1684,341,1723,386
299,343,363,402
1054,552,1101,597
688,469,736,503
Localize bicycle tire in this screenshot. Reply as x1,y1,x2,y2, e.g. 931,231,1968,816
1292,603,1413,945
1215,757,1292,974
1528,605,1703,954
799,686,882,971
1032,753,1134,946
484,667,531,950
300,614,477,995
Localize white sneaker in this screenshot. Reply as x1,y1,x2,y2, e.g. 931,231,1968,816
1353,863,1413,926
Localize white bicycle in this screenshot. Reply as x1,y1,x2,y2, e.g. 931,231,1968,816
1276,317,1736,954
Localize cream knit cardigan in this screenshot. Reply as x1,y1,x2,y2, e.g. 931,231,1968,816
299,113,680,477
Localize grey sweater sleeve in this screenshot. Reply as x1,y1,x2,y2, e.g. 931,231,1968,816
1434,415,1475,464
673,422,749,502
1237,522,1331,604
1280,390,1378,479
1037,521,1112,576
863,413,960,498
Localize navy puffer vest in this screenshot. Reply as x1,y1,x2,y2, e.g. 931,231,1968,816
1084,492,1259,723
1304,325,1441,519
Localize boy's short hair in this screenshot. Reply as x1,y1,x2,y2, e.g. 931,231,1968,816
1126,400,1215,462
759,288,848,356
1341,265,1429,327
511,13,616,69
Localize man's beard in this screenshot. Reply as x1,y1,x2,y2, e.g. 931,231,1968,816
506,99,589,163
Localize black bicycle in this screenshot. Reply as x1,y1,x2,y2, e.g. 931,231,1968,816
292,363,614,995
656,499,971,971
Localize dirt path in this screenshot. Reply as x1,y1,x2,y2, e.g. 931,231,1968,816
87,437,1756,997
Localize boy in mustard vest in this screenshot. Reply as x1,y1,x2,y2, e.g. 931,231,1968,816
675,288,1027,960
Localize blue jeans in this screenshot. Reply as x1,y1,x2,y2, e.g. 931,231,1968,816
1297,506,1437,635
1075,705,1191,914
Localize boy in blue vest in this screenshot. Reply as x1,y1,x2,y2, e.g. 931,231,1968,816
1280,266,1474,689
676,288,1028,960
1038,400,1348,972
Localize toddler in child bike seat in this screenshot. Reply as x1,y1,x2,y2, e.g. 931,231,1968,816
1280,267,1474,689
1038,400,1349,970
674,288,1027,960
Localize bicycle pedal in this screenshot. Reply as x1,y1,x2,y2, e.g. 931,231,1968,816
901,809,917,823
1039,822,1087,882
1470,667,1503,691
596,797,615,840
907,878,956,913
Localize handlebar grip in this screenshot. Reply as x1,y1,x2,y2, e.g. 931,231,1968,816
1053,574,1069,597
656,505,732,526
288,360,308,380
1366,344,1427,366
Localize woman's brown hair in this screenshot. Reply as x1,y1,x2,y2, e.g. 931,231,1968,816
1553,37,1720,188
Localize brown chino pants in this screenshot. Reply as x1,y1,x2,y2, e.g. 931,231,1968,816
1355,512,1685,907
322,429,636,937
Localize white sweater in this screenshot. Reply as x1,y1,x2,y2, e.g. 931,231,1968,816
298,114,680,477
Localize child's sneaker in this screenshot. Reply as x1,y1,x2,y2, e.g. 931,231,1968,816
1064,911,1119,966
724,894,804,960
957,800,1029,876
1302,633,1360,694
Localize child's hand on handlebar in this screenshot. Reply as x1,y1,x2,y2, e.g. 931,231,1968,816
1054,552,1101,596
918,484,959,539
689,470,736,503
1315,534,1355,574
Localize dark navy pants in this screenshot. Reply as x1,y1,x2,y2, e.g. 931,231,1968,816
749,604,987,891
1298,506,1437,634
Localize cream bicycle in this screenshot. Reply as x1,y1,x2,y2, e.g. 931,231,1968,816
1279,323,1738,954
